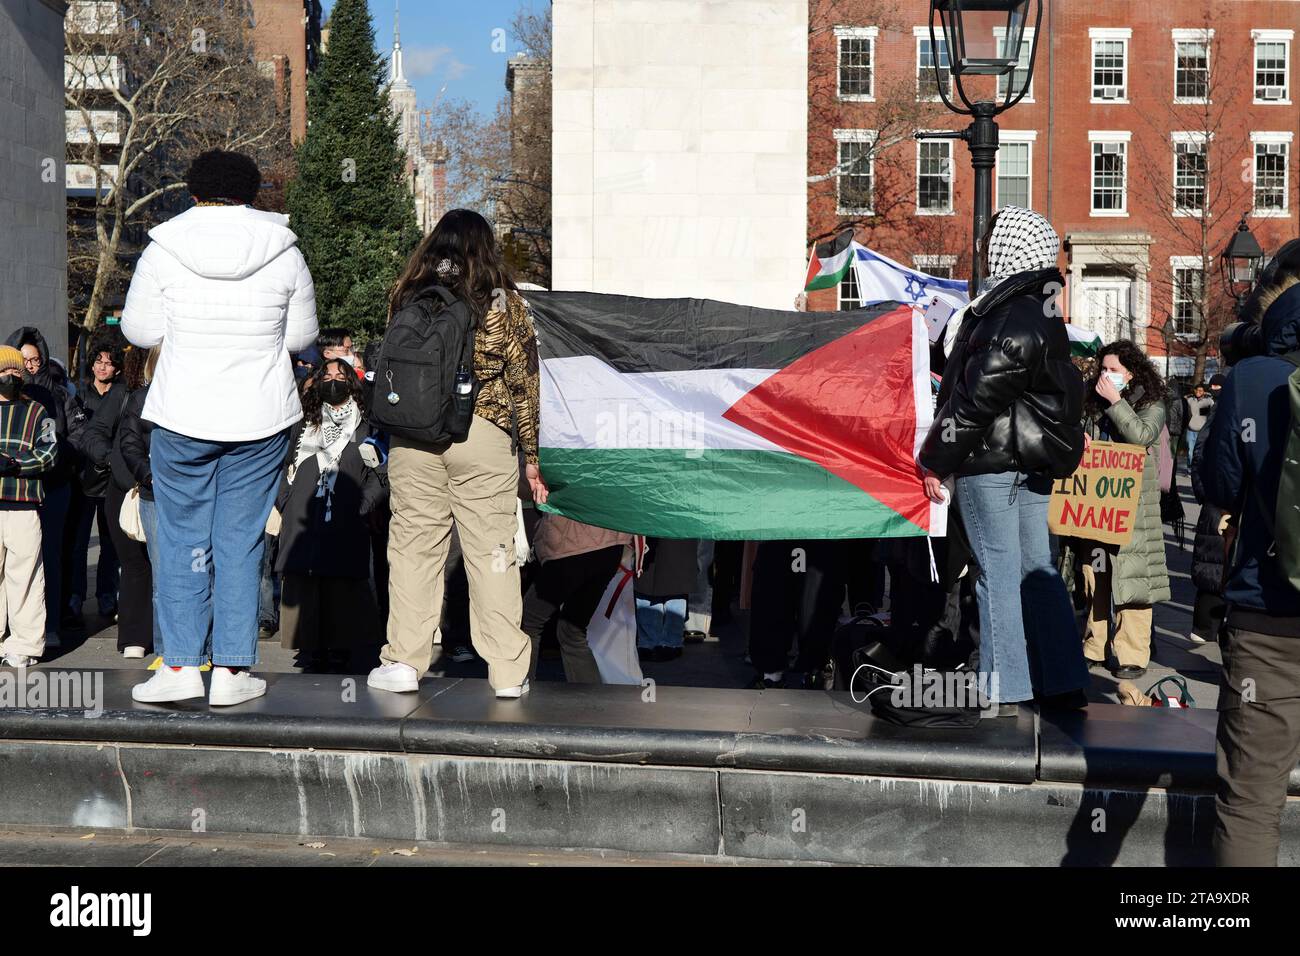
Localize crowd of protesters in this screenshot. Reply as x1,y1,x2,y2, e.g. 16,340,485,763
0,150,1296,865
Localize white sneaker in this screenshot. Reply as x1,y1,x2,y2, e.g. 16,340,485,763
132,666,205,703
2,654,34,668
1189,632,1208,644
122,646,146,659
208,667,266,706
495,680,530,700
367,661,419,693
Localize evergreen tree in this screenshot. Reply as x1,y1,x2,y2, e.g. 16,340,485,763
286,0,420,342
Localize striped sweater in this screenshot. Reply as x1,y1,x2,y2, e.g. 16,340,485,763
0,398,57,508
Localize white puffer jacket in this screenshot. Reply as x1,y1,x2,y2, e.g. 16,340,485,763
121,205,318,441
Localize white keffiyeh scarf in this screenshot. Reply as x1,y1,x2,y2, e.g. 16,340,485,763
985,205,1060,285
291,399,361,523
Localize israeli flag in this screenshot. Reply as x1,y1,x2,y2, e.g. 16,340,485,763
852,246,970,311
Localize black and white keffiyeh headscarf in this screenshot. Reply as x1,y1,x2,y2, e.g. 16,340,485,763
985,205,1059,284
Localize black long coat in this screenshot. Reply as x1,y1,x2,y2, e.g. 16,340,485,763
274,419,388,580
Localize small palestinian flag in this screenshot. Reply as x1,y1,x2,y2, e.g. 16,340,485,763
527,292,946,540
1065,323,1102,357
803,229,859,291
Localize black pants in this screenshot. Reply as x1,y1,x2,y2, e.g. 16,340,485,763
710,540,743,627
104,482,153,652
522,545,623,683
748,540,849,676
1193,590,1227,642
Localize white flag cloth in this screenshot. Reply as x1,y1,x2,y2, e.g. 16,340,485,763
851,245,969,312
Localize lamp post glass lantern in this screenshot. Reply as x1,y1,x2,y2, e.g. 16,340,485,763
1221,216,1264,308
936,0,1030,78
925,0,1041,292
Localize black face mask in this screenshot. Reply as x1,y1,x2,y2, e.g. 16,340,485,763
0,376,21,400
319,379,350,407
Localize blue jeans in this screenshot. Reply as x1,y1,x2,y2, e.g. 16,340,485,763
151,427,288,668
1185,428,1199,467
956,471,1088,704
635,595,687,650
137,496,164,659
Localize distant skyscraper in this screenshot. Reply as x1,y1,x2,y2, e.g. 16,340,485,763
389,2,438,232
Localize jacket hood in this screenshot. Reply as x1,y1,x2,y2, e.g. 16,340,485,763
5,326,49,365
1260,276,1300,356
148,205,300,280
971,267,1063,320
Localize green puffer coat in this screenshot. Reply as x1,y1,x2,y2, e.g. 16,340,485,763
1062,394,1171,607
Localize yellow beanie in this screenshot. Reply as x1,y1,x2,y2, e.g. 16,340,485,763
0,347,25,374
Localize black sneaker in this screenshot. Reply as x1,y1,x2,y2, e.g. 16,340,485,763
747,675,782,690
654,646,683,662
257,625,277,641
1114,665,1148,680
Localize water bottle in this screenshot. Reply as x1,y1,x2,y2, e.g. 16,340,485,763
450,363,475,437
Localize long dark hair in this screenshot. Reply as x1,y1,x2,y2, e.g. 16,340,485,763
301,359,364,425
1086,339,1167,413
388,208,517,324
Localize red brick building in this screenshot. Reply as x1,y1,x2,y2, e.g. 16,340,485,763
808,0,1299,377
250,0,322,144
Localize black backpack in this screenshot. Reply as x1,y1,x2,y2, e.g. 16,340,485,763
370,286,477,446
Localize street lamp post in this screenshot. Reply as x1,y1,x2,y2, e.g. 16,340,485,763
1220,214,1265,313
920,0,1042,293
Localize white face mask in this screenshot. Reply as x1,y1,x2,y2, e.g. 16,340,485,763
1105,371,1126,389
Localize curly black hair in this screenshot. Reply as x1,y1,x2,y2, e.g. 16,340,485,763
186,149,261,205
1086,338,1168,413
301,359,365,425
83,326,126,386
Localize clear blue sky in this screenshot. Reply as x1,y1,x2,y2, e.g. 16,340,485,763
320,0,544,116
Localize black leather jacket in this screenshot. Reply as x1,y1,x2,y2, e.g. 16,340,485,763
920,268,1085,480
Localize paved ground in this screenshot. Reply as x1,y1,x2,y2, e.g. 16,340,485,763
42,469,1218,706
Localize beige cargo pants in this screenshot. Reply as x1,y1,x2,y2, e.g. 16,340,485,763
380,415,530,690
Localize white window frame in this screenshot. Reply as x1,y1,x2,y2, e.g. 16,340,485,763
913,254,957,279
915,135,955,216
1172,28,1213,104
1089,28,1131,104
1088,130,1131,217
834,128,876,216
1171,131,1211,218
1250,131,1293,217
835,26,878,102
994,27,1035,103
1252,29,1293,105
913,26,951,103
1169,255,1207,339
996,130,1036,210
838,267,862,311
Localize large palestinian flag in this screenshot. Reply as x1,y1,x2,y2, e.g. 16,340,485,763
526,292,945,540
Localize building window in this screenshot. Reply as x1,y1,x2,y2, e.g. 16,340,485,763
997,136,1033,209
1089,132,1130,215
996,29,1034,101
914,255,957,279
1172,134,1207,215
1252,30,1292,103
1090,29,1130,102
836,26,878,101
917,139,953,214
1251,133,1292,215
1173,31,1212,102
914,28,951,101
838,267,861,310
1171,260,1205,337
834,129,875,215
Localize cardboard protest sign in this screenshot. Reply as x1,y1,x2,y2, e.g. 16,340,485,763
1048,440,1145,547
